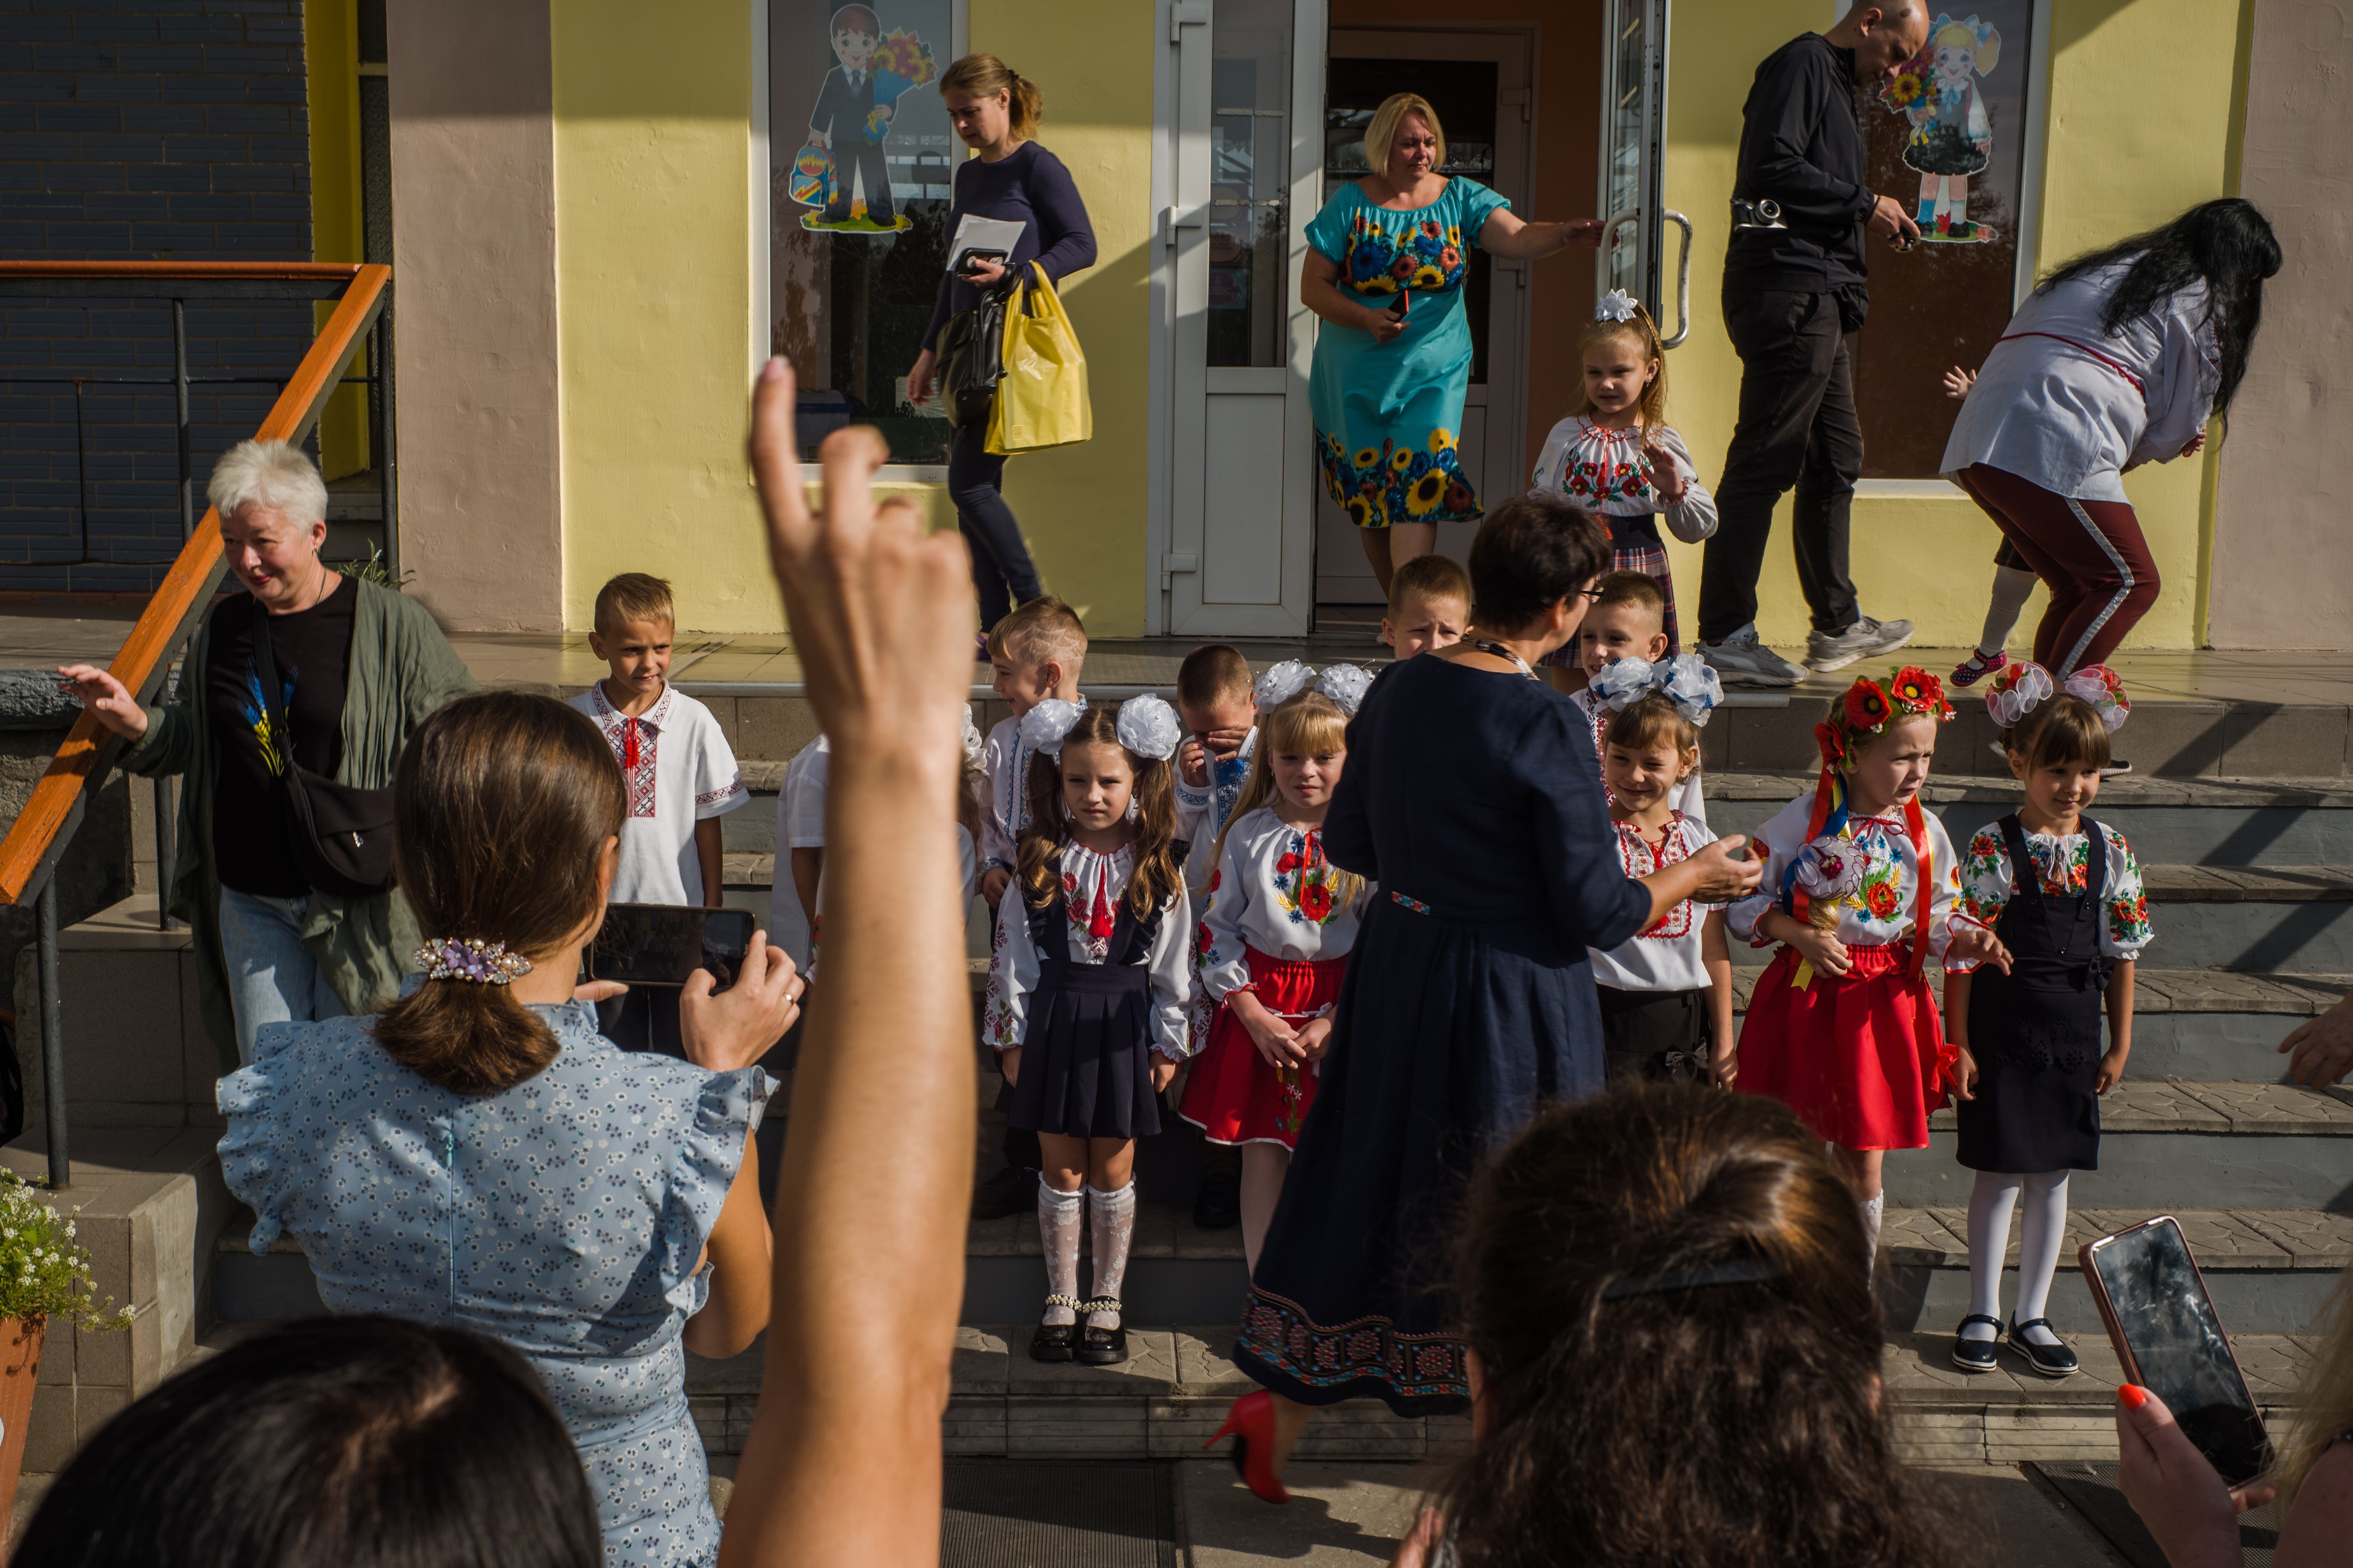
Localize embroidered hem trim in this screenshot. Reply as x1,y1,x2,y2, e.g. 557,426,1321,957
1236,1286,1470,1401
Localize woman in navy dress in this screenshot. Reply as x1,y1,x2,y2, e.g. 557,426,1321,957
1207,495,1764,1501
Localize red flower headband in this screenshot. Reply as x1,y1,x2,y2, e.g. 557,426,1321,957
1816,664,1955,768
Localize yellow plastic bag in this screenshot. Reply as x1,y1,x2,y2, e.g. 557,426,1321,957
987,262,1091,456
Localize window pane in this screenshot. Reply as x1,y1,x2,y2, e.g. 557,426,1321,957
1208,0,1290,369
769,0,957,462
1853,0,2038,478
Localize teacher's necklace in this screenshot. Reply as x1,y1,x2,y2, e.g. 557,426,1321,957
1467,639,1539,681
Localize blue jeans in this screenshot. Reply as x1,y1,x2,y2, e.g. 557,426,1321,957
217,886,350,1066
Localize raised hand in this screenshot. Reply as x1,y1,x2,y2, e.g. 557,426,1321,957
56,664,149,741
1942,365,1976,399
1639,436,1687,505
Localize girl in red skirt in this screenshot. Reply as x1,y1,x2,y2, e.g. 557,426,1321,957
1728,665,2010,1272
1178,673,1370,1272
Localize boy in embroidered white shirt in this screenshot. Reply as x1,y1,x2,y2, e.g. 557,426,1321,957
568,574,750,1053
1566,573,1708,828
980,597,1090,911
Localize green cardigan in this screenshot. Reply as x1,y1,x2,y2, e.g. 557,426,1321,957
120,577,480,1072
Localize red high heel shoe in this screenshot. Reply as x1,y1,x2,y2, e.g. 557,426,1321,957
1205,1388,1290,1504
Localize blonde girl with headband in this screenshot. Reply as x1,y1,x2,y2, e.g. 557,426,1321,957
1176,663,1374,1273
1942,663,2150,1380
1530,289,1717,660
1726,665,2010,1274
1585,655,1736,1087
982,696,1192,1368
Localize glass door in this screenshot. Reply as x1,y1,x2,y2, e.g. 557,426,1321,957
1598,0,1687,346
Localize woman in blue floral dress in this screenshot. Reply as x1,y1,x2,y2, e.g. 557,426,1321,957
1302,91,1605,592
218,692,805,1568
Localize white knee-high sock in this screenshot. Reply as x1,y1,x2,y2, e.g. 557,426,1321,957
1860,1192,1885,1274
1964,1171,2024,1337
1085,1181,1137,1330
2013,1170,2071,1345
1038,1180,1084,1327
1979,565,2038,658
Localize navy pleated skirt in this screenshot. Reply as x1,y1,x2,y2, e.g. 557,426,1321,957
1004,962,1164,1141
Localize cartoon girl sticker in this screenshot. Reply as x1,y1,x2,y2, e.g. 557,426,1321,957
1880,13,2002,243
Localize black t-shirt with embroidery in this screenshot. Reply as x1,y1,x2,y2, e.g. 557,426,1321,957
205,576,357,897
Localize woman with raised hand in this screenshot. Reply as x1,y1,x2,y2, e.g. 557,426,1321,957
716,362,980,1566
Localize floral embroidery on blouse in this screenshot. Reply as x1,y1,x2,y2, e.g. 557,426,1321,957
1949,823,2152,961
1335,208,1469,297
1615,814,1696,939
1271,828,1343,926
1726,800,1962,959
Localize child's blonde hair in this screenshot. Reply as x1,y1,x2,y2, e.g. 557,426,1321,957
593,573,673,634
986,595,1086,673
1570,303,1670,433
1018,704,1185,919
1930,15,1999,72
1209,693,1366,914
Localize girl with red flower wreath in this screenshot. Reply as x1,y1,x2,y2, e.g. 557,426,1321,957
1177,689,1368,1274
1726,665,2010,1274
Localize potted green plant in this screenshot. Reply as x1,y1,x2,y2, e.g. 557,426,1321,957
0,1169,131,1541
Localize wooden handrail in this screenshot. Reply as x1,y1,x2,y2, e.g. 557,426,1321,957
0,263,393,907
0,262,366,281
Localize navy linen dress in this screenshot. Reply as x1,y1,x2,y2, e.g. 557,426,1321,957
1231,655,1653,1414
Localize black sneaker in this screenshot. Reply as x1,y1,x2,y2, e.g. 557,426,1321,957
1950,1313,2003,1373
2010,1317,2080,1378
973,1162,1040,1221
1193,1166,1241,1230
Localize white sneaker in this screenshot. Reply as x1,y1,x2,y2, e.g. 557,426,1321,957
1700,624,1805,688
1804,615,1915,673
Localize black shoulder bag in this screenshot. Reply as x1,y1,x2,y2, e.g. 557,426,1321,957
249,610,398,898
934,276,1015,428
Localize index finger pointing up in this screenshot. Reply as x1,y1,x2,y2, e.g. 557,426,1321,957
750,358,814,565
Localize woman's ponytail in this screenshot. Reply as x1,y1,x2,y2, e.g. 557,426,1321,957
371,693,627,1096
941,52,1042,139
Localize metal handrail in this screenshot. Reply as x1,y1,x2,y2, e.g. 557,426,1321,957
0,261,392,1186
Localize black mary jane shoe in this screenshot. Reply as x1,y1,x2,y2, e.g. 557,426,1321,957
2010,1317,2081,1378
1030,1294,1084,1363
1075,1298,1129,1366
1950,1314,2004,1373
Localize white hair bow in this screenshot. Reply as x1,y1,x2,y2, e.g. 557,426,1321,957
1115,694,1184,762
1589,652,1723,727
961,703,985,773
1315,664,1374,717
1597,289,1640,323
1253,660,1375,719
1018,697,1086,758
1985,661,2130,734
1254,659,1314,712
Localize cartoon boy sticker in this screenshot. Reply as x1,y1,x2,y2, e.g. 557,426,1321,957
809,4,894,226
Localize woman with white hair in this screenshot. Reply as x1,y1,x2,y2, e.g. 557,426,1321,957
60,438,476,1069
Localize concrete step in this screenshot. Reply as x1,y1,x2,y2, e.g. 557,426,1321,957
1706,772,2353,868
679,1324,2316,1467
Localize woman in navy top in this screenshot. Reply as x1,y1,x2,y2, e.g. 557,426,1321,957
1210,496,1763,1500
906,55,1096,635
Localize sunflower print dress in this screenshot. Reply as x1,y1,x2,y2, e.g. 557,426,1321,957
1306,177,1512,528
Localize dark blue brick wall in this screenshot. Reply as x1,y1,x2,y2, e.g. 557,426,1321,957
0,0,315,592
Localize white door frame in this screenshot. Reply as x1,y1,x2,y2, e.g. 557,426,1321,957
1147,0,1328,638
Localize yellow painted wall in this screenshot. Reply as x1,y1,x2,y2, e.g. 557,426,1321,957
553,0,778,631
304,0,367,479
1661,0,2252,651
970,0,1156,636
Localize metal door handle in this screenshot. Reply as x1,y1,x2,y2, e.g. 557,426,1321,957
1661,209,1693,348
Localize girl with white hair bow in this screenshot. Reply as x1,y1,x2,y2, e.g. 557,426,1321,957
981,695,1194,1372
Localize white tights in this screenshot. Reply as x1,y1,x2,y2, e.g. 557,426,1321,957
1962,1169,2070,1347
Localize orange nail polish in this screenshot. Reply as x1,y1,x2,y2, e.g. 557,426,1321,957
2117,1384,2148,1408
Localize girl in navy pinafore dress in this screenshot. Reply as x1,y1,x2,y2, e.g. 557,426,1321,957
982,697,1192,1369
1945,664,2149,1381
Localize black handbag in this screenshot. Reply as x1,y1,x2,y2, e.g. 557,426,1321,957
934,276,1014,428
249,610,398,898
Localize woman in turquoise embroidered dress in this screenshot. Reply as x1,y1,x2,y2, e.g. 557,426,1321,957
1302,91,1606,594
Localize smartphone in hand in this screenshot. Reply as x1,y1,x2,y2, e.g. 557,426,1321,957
588,904,758,994
2080,1215,2271,1487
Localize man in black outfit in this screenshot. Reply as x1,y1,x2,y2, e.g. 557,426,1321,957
1698,1,1930,686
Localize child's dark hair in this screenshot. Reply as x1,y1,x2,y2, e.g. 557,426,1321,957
1017,703,1185,918
1603,692,1700,761
1387,553,1471,620
1569,303,1670,432
1437,1085,1959,1568
2002,693,2112,774
375,693,625,1095
1177,644,1253,712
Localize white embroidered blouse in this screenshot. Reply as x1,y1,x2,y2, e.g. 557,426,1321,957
1725,793,1964,959
1568,686,1708,828
1194,807,1366,1002
1945,821,2153,970
982,842,1194,1058
1529,416,1717,542
979,700,1088,874
1590,813,1722,993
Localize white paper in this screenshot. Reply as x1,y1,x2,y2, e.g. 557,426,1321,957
947,214,1026,274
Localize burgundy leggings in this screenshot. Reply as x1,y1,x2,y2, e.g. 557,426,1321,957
1950,463,2160,674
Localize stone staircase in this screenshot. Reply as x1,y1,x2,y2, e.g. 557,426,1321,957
160,677,2353,1471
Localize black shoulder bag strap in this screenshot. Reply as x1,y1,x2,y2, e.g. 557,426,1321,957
249,606,399,898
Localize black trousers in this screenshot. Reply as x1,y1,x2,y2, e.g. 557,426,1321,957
1698,288,1864,642
949,419,1043,634
822,139,894,221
